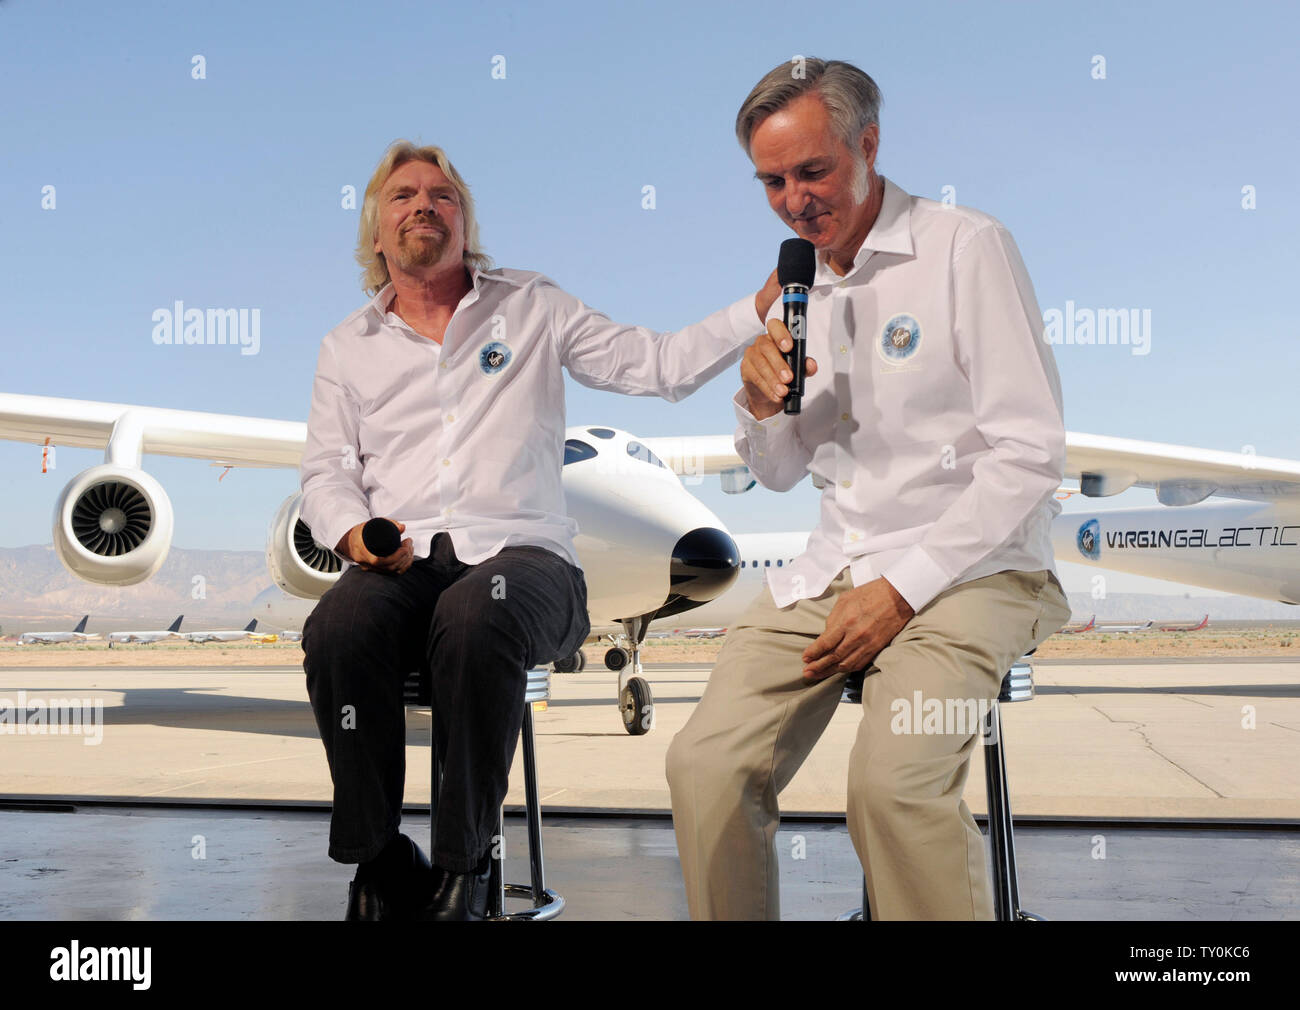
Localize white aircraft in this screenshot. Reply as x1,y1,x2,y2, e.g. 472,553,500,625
183,619,261,644
1159,614,1209,632
636,431,1300,607
5,391,1300,725
0,394,745,735
107,615,185,645
253,529,810,667
17,614,99,644
1092,619,1154,634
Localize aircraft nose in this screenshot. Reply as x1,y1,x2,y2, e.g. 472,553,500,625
669,527,741,603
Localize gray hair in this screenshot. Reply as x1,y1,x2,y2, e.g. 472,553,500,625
355,140,492,295
735,58,882,157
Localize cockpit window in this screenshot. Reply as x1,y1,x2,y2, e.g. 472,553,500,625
587,427,616,439
625,440,666,469
564,439,598,465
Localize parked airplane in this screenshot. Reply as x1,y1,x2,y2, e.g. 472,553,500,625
638,431,1300,606
1093,619,1154,633
184,619,261,644
17,614,99,644
6,391,1299,725
106,615,185,645
1159,614,1210,632
0,394,743,735
1059,615,1096,634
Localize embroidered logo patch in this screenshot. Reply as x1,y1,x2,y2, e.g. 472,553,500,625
877,313,922,364
478,341,512,375
1077,518,1101,561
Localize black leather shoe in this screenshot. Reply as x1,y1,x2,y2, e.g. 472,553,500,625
344,835,440,921
420,864,493,921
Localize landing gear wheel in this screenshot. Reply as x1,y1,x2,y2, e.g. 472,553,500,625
605,647,630,672
575,648,587,672
620,676,654,736
553,652,578,673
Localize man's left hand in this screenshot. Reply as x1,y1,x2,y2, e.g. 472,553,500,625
802,577,915,682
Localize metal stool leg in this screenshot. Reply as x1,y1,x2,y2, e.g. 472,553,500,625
521,700,547,901
488,808,505,918
983,701,1014,921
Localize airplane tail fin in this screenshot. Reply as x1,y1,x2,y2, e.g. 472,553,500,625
73,615,89,633
167,615,184,632
244,619,257,632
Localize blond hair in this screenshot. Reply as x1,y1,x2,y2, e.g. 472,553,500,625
356,141,492,294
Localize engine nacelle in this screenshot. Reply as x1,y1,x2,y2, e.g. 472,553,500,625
267,493,343,600
52,464,174,587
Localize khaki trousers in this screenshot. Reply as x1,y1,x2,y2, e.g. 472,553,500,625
665,567,1071,920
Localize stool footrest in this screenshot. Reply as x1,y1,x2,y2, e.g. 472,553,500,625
490,885,565,921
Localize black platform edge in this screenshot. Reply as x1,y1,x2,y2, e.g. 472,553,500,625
2,795,1299,832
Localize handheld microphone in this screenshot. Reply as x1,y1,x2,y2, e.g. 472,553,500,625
361,517,402,558
778,238,816,414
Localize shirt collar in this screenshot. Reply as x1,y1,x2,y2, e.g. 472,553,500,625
813,175,914,284
367,266,498,330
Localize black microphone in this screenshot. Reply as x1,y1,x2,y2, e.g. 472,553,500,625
778,238,816,414
361,517,402,558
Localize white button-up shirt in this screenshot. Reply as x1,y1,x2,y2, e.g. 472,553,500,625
300,268,759,569
734,177,1065,612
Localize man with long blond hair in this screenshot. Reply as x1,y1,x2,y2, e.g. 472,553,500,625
299,140,775,920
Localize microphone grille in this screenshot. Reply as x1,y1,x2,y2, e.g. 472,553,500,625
778,238,817,287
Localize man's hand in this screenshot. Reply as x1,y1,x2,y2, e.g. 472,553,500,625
741,319,819,421
802,577,915,682
754,268,781,323
336,519,414,575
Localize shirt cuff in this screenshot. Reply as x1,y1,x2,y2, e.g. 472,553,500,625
881,544,952,614
312,510,371,564
732,386,795,431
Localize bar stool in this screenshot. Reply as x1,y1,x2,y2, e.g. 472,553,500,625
838,659,1042,921
403,664,564,920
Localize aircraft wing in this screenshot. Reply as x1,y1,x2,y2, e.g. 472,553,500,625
0,392,304,469
1063,433,1300,505
644,431,1300,505
6,393,1299,504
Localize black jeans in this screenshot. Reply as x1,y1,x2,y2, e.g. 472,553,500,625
302,533,589,873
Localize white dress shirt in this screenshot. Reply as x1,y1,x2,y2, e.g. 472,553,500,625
300,268,760,570
735,176,1065,613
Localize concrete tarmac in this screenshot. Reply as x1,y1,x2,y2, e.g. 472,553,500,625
2,657,1298,920
1,807,1295,920
1,659,1297,819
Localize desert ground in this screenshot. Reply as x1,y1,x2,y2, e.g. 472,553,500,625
1,625,1298,667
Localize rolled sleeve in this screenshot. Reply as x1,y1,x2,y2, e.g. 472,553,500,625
552,281,763,403
298,339,371,557
732,388,811,492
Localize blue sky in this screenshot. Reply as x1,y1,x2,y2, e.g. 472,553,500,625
1,0,1296,596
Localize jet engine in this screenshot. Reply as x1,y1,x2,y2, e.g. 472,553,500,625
52,464,174,586
267,493,343,600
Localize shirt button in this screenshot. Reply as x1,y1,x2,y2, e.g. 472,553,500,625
839,344,848,353
442,459,450,466
840,412,850,421
440,362,448,369
841,479,852,488
446,413,454,422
